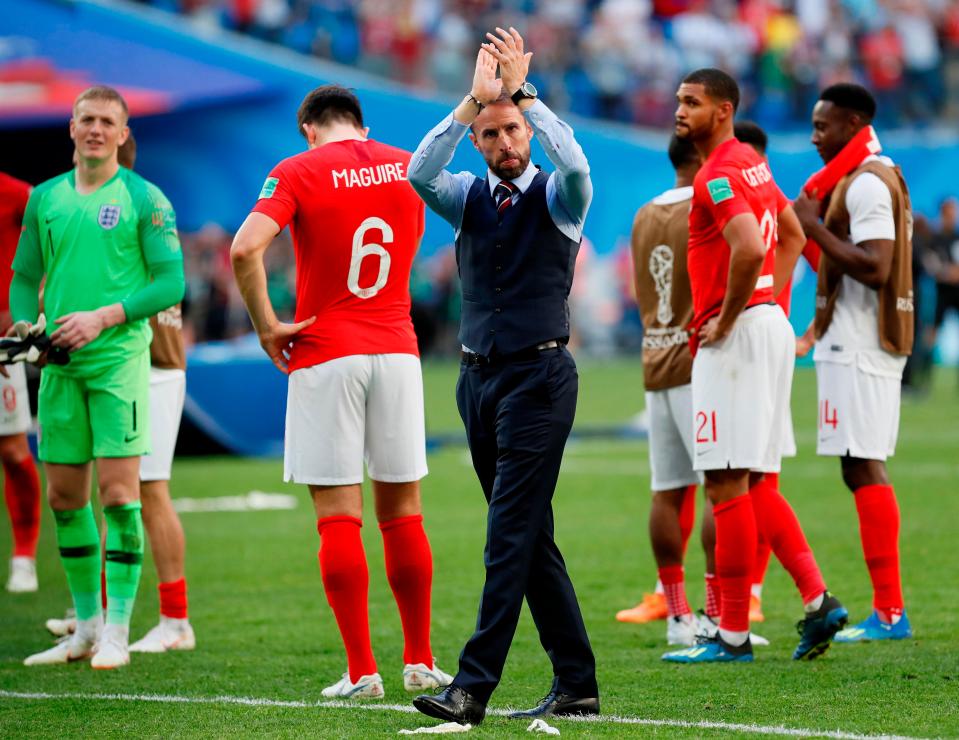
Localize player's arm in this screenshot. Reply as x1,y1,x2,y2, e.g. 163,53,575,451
774,204,805,298
50,188,186,351
702,213,766,345
793,176,894,288
9,189,44,326
231,212,314,374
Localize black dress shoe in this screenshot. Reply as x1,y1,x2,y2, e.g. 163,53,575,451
413,684,486,726
508,691,600,719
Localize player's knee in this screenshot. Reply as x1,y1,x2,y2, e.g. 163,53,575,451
0,433,30,464
840,458,888,491
99,479,140,507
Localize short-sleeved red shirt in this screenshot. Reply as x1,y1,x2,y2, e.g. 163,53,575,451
252,139,425,372
687,138,779,330
0,172,31,320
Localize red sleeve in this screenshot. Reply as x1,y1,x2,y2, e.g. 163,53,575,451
776,186,789,214
251,161,298,230
699,165,753,232
802,239,821,271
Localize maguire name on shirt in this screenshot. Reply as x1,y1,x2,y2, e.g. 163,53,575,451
332,162,408,189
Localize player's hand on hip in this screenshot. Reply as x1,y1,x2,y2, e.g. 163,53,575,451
698,316,729,346
259,316,316,374
51,311,106,351
470,47,502,105
482,26,532,96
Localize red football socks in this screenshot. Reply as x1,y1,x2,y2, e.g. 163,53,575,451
317,516,376,682
752,474,776,588
678,484,697,555
704,572,721,618
658,564,691,617
380,514,434,666
3,456,41,558
159,578,189,619
854,484,903,618
750,477,826,604
713,495,756,634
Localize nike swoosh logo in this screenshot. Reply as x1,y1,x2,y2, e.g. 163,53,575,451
124,433,140,443
45,215,62,224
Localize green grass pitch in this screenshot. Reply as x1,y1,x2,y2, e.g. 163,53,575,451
1,362,957,737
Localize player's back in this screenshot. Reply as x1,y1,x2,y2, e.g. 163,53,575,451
687,138,780,327
265,139,425,372
632,187,695,390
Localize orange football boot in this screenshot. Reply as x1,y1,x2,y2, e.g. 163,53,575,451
616,592,668,623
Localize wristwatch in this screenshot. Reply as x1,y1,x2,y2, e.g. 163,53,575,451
511,81,538,105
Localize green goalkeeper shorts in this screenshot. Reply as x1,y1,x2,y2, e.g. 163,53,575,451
38,350,151,463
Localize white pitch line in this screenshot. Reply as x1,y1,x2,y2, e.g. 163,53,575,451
0,689,920,739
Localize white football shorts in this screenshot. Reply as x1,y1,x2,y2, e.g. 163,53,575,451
815,354,904,461
0,363,31,436
140,367,186,482
284,353,428,486
646,384,703,491
691,304,794,473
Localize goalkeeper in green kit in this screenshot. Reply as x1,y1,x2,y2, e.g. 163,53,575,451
12,86,185,669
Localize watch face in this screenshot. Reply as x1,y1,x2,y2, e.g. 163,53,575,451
522,82,537,98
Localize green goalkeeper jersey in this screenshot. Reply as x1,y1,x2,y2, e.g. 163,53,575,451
13,167,183,375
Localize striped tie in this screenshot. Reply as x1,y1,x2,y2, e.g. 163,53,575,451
494,181,517,219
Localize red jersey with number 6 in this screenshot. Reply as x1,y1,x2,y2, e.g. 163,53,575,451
252,139,425,372
687,137,779,331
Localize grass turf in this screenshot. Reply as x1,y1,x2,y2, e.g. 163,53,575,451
1,362,958,738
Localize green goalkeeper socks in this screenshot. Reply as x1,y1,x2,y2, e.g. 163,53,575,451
103,501,144,627
53,504,102,621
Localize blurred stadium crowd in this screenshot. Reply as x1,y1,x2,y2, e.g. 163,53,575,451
136,0,959,129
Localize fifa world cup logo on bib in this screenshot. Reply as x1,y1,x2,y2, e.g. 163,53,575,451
649,245,674,325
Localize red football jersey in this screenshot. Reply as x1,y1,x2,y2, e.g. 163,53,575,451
252,139,425,372
0,172,31,322
687,138,779,330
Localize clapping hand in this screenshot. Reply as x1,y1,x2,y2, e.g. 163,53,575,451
470,47,502,106
481,27,532,97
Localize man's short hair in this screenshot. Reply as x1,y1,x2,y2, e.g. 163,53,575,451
734,120,768,155
297,84,364,138
682,68,740,112
668,134,699,171
118,131,136,170
73,85,129,122
819,83,877,121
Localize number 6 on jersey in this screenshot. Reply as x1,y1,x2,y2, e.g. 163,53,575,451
348,216,392,299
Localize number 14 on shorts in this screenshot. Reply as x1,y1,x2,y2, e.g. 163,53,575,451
819,400,838,431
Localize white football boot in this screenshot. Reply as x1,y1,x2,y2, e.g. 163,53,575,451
25,616,100,666
666,613,698,646
403,660,454,691
91,623,130,670
6,557,37,593
45,608,77,637
321,672,385,699
130,618,196,653
697,610,769,645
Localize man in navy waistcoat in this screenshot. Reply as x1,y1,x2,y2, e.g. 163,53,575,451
407,27,599,725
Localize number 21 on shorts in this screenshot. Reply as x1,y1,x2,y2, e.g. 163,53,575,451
696,410,717,444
